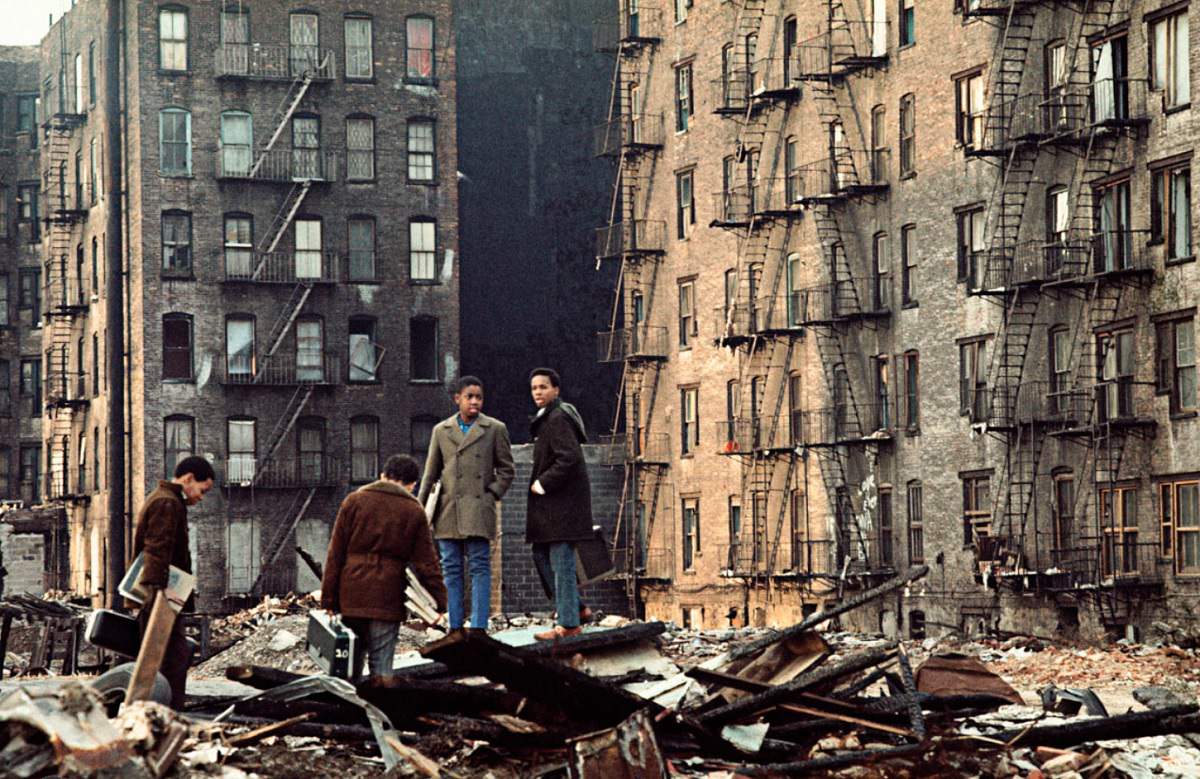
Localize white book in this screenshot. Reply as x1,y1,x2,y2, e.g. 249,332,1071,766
118,553,196,612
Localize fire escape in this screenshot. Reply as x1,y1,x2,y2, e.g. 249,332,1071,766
216,39,346,598
770,0,893,586
594,3,671,615
42,50,88,505
966,0,1159,626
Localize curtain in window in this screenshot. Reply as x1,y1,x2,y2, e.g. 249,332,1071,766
347,119,374,180
164,418,192,478
349,333,376,381
299,424,323,482
1172,169,1192,259
294,219,322,279
345,19,373,79
296,320,323,382
224,216,252,277
410,220,436,279
407,18,434,78
220,113,252,177
290,14,319,75
226,320,254,377
227,420,255,483
351,419,378,481
292,117,320,179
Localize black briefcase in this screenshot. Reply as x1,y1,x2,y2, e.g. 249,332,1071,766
85,609,142,658
306,610,359,679
576,525,615,586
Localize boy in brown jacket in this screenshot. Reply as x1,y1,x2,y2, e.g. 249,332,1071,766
321,454,446,680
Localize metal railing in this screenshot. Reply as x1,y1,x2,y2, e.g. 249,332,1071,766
1040,78,1149,138
612,546,673,580
223,251,341,284
44,373,88,405
1046,379,1155,428
217,149,339,182
790,151,889,202
712,187,753,225
594,5,663,51
796,405,893,445
794,23,889,80
595,220,666,259
988,380,1057,426
215,44,337,80
245,456,342,489
597,326,669,362
1050,538,1163,587
597,432,671,465
44,275,88,312
711,56,803,112
594,114,665,157
222,353,342,386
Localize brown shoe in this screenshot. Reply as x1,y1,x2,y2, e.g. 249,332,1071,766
534,625,583,641
579,606,594,624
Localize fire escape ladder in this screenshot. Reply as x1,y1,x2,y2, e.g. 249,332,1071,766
983,5,1036,149
255,283,313,382
726,0,769,114
982,146,1038,291
250,486,319,596
247,52,330,179
762,339,796,450
765,457,799,576
1002,424,1046,562
986,286,1040,426
252,385,315,488
257,180,313,258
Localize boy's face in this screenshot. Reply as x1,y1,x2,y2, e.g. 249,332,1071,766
455,384,484,421
530,375,559,408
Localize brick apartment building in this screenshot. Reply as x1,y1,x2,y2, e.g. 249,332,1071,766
597,0,1199,640
6,0,460,612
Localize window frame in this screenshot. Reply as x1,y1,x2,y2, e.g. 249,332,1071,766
161,210,193,276
1161,478,1200,574
959,336,989,420
346,114,376,182
405,15,436,83
681,496,699,571
410,315,439,383
899,0,915,47
409,217,438,282
962,472,992,545
676,168,695,238
162,312,194,382
675,62,693,133
225,314,256,380
953,68,985,151
351,415,381,483
1150,157,1192,262
223,212,253,279
907,480,924,563
1149,8,1190,111
158,6,189,72
348,316,379,383
678,279,696,348
347,215,377,282
163,414,195,479
406,117,436,183
904,350,919,430
1155,315,1197,414
900,223,917,305
680,385,699,456
226,417,257,484
158,107,192,176
955,203,985,282
344,14,375,81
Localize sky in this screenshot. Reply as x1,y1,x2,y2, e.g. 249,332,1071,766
0,0,75,47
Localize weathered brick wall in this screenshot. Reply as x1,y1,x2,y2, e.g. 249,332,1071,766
0,523,46,597
498,443,631,617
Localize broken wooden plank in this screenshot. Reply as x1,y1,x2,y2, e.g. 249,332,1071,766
895,646,926,740
420,629,658,728
126,595,177,704
776,703,915,738
990,703,1200,748
729,567,929,661
520,621,667,657
415,713,572,748
383,735,444,778
223,665,308,691
724,743,927,776
226,713,317,746
694,644,898,727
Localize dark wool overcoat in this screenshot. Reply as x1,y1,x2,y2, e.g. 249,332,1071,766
526,400,594,544
321,480,448,622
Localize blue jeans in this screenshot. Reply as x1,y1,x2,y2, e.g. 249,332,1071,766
437,537,491,630
533,542,580,629
343,618,399,679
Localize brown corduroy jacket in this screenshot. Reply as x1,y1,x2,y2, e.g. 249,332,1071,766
131,480,194,611
320,480,447,622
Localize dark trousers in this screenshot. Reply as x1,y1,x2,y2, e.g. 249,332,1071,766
137,604,194,710
532,542,588,614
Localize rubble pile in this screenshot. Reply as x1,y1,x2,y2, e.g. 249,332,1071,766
208,594,320,648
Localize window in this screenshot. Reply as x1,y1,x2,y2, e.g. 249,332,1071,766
161,211,192,274
1091,35,1129,123
962,473,991,544
899,94,915,175
351,416,379,482
226,316,255,379
294,218,323,279
728,498,742,567
406,16,435,81
1099,485,1139,576
726,378,740,436
159,8,188,71
407,416,435,456
410,316,438,381
221,6,250,48
1046,185,1070,274
349,317,378,382
789,489,807,571
20,359,39,417
18,183,39,241
746,33,759,94
19,444,40,503
345,17,374,80
346,117,375,181
1097,328,1135,421
1151,160,1191,261
784,138,799,204
162,314,193,381
682,497,699,570
227,419,256,483
88,138,98,205
16,94,35,134
1049,325,1070,412
901,224,917,304
220,111,252,177
955,69,984,150
74,54,83,114
0,449,9,497
899,0,915,46
407,119,435,182
1052,471,1076,558
1045,40,1068,130
298,418,325,482
678,280,695,348
904,351,919,429
907,480,923,563
879,488,894,566
956,204,985,282
289,13,320,76
959,338,988,420
1162,480,1200,574
75,151,84,210
1094,178,1132,272
292,115,321,179
0,276,7,327
164,415,193,479
224,214,252,278
0,361,9,418
720,44,734,109
1156,316,1196,413
296,318,324,382
91,334,98,395
676,170,694,239
348,217,376,281
1150,10,1190,110
680,386,698,455
159,108,191,175
675,0,691,23
875,355,891,430
675,63,693,132
93,427,100,491
410,218,437,280
872,232,889,310
19,268,40,325
783,17,798,85
788,372,802,444
870,106,886,182
88,41,96,104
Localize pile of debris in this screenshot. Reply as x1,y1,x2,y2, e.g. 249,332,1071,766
208,593,321,649
9,565,1200,777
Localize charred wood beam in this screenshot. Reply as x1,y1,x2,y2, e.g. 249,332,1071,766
520,622,667,657
296,546,323,580
989,704,1200,749
832,665,893,699
724,743,927,775
694,644,898,728
187,694,368,725
216,714,378,743
729,567,928,661
415,713,574,749
421,630,659,728
895,648,926,740
223,665,307,690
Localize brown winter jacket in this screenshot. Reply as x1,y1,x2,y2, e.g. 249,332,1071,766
131,481,193,608
320,480,447,622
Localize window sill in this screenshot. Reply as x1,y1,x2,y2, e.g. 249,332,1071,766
899,170,917,181
898,42,916,51
409,279,442,286
408,179,438,186
159,173,195,179
902,300,918,310
410,379,442,385
162,378,194,385
679,345,693,352
347,380,382,386
344,77,377,85
681,452,695,460
1164,102,1191,116
1170,411,1199,421
161,272,195,281
403,77,439,87
904,427,921,437
157,69,191,77
347,178,377,185
347,278,381,285
1165,255,1196,267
